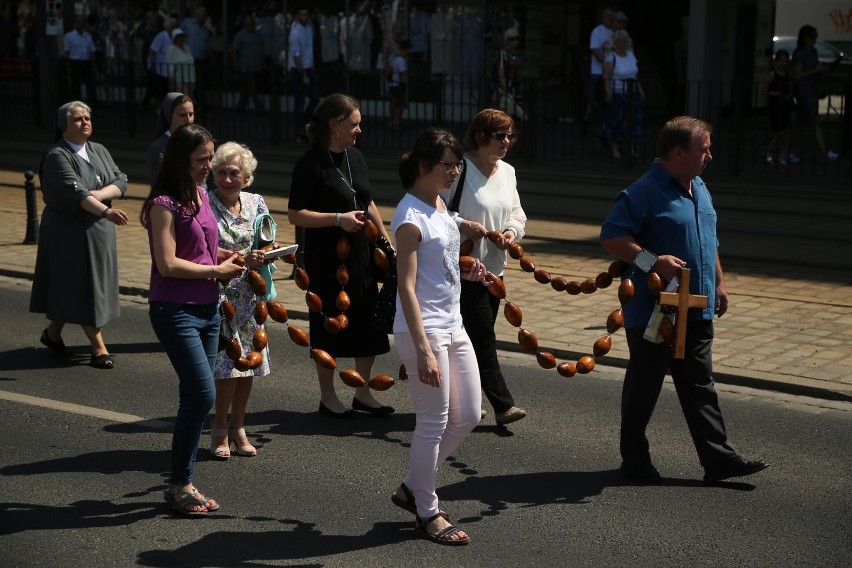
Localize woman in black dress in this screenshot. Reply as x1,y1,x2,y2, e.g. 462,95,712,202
288,93,394,418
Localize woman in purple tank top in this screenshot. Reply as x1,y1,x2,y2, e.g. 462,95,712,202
141,124,245,517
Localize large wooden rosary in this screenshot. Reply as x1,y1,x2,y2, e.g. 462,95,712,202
217,221,703,390
218,217,396,391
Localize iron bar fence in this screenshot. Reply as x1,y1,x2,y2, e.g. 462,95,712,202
1,55,849,178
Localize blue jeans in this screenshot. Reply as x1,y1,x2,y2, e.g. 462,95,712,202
149,301,219,485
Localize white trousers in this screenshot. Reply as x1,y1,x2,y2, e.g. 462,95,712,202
395,326,482,519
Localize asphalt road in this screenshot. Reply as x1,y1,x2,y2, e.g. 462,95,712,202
0,278,850,568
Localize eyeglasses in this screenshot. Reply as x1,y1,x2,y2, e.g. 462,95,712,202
438,160,464,173
215,168,243,178
491,131,517,143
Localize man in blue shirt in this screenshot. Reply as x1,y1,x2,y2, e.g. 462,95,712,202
180,7,212,101
600,116,769,485
289,6,320,142
64,16,97,106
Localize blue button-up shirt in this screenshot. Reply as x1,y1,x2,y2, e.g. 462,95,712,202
180,17,211,60
288,21,314,69
600,161,719,327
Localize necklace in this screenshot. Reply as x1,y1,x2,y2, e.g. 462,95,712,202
329,148,357,208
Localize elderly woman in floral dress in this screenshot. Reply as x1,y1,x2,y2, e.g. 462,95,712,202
207,141,273,459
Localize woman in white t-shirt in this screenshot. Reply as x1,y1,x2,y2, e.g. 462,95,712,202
602,29,645,159
390,128,489,546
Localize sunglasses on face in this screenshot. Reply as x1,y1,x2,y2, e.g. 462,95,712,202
438,160,464,173
491,131,516,143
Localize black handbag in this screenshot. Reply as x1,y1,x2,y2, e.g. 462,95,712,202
371,233,397,334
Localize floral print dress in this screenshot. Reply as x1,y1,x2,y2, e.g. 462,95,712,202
209,190,272,379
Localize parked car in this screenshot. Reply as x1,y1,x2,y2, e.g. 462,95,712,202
773,36,852,94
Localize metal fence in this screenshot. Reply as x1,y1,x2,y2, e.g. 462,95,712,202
2,55,850,178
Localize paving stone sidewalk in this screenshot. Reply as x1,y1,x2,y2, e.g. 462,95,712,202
1,172,850,402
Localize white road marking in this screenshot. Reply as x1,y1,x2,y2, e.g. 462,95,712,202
0,390,173,428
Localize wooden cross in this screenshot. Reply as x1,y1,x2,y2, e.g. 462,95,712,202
657,268,708,359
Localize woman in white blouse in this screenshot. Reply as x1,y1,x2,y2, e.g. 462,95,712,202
602,29,646,159
166,28,195,95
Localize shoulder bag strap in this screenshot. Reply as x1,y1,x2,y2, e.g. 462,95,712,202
448,159,467,213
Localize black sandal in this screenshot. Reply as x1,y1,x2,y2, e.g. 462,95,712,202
90,353,115,369
40,328,68,355
391,483,450,520
415,513,470,546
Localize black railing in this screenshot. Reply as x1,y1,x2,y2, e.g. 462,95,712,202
2,55,849,178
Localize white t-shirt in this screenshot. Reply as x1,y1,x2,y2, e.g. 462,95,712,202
442,157,527,276
389,54,407,87
391,192,462,334
610,51,639,95
589,24,612,75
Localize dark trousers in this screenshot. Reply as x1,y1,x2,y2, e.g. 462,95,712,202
68,59,97,106
459,278,515,413
289,67,320,137
621,323,738,471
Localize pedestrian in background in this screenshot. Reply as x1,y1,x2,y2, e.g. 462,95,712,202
147,92,195,185
600,116,769,485
63,16,98,106
142,123,245,516
31,101,129,369
763,49,794,165
443,108,528,426
289,5,320,142
791,25,839,162
232,15,266,113
391,128,488,546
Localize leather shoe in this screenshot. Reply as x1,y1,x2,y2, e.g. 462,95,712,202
318,402,357,419
704,456,769,483
620,461,662,484
495,406,527,426
352,398,395,416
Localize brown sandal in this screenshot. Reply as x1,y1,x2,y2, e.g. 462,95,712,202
415,513,470,546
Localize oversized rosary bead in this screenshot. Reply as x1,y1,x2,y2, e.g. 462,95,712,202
608,259,626,278
305,291,323,313
647,272,663,296
232,253,246,267
565,280,582,295
324,316,342,334
254,300,268,324
504,302,523,327
252,328,268,351
593,335,612,357
282,252,297,264
340,369,366,388
595,271,613,289
336,235,350,261
580,279,597,294
486,230,505,248
267,301,288,323
287,325,310,347
373,247,388,272
368,374,395,391
550,276,568,292
336,264,349,287
606,308,624,333
508,242,524,259
458,255,477,273
221,300,236,323
248,270,267,296
557,361,577,377
536,351,556,369
460,240,475,256
659,316,675,345
576,355,595,374
618,278,635,304
311,348,336,370
336,290,351,311
294,267,310,291
534,269,552,284
362,219,379,243
225,337,241,361
336,313,349,329
234,357,251,372
486,274,507,299
518,328,538,353
246,351,263,369
519,256,536,273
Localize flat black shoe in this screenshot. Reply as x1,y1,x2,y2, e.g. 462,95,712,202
620,461,663,484
704,457,770,483
352,397,395,416
318,402,357,419
40,328,69,355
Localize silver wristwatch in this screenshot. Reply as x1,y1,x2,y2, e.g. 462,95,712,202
634,249,657,272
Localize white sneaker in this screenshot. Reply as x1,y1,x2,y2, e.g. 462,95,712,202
788,153,800,163
765,155,775,165
827,150,839,161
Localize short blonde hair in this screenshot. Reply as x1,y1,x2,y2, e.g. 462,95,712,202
212,141,258,188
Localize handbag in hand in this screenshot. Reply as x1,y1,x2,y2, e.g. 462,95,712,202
371,234,397,334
